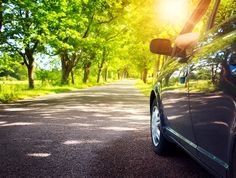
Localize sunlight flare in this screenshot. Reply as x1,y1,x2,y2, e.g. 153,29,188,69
0,122,38,127
0,121,7,125
4,108,32,112
100,126,137,131
63,139,102,145
27,153,51,158
156,0,189,25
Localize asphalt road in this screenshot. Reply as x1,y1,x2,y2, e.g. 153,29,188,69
0,80,213,178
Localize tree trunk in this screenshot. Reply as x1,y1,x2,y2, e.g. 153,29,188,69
118,70,121,80
25,49,35,89
142,68,148,83
27,65,34,89
97,67,102,83
97,48,106,83
110,71,113,80
61,54,72,85
83,62,91,83
71,70,75,85
104,67,108,82
154,56,161,78
61,71,70,85
164,73,172,87
164,76,170,86
61,66,70,85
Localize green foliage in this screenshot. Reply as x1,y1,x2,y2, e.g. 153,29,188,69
135,79,153,96
0,0,234,100
0,79,113,103
215,0,236,25
1,0,50,88
40,0,131,84
0,76,18,81
0,53,27,80
189,80,216,92
35,68,61,84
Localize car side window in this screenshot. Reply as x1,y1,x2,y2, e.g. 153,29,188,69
214,0,236,26
188,14,236,91
200,15,236,46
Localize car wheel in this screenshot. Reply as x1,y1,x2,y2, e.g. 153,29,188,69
150,98,169,155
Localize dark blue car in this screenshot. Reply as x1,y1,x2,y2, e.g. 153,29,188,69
150,0,236,177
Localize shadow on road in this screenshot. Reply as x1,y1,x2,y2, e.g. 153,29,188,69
0,80,214,177
88,130,213,178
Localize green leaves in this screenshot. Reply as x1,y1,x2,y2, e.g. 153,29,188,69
1,0,195,86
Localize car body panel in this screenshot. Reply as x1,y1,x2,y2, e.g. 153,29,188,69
160,62,198,155
188,16,236,176
150,15,236,178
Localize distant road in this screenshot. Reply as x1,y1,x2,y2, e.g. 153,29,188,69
0,80,212,177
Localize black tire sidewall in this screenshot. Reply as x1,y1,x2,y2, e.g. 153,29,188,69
231,143,236,178
150,98,168,156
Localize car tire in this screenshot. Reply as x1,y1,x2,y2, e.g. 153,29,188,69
231,143,236,178
150,98,169,156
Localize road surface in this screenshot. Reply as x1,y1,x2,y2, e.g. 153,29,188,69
0,80,212,177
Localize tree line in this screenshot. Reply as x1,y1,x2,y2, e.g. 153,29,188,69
2,0,231,89
0,0,139,88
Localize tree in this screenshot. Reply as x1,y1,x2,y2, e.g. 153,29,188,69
125,0,194,84
81,49,94,83
1,1,47,88
0,52,25,79
45,0,130,85
123,0,159,83
94,22,128,83
0,0,3,31
215,0,236,25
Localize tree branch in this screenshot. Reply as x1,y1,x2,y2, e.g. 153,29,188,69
82,11,95,38
32,40,39,53
5,41,29,66
97,14,117,25
106,27,127,41
22,54,29,67
73,50,83,68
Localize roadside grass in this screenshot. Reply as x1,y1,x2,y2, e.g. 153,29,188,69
135,79,153,96
1,79,215,103
135,79,217,98
189,80,216,92
0,80,113,103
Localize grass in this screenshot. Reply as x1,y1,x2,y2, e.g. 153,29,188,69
162,80,217,92
135,79,217,97
1,78,216,103
135,79,153,96
189,80,217,92
0,80,114,103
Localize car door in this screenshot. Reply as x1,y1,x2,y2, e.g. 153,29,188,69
160,58,197,154
188,16,236,176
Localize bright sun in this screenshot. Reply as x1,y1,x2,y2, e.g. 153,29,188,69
156,0,189,25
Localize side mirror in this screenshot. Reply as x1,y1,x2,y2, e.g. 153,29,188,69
150,39,173,56
175,32,200,50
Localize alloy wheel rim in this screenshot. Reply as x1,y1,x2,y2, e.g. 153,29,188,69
151,106,161,147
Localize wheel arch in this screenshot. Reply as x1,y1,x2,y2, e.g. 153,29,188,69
150,89,163,116
150,90,156,114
